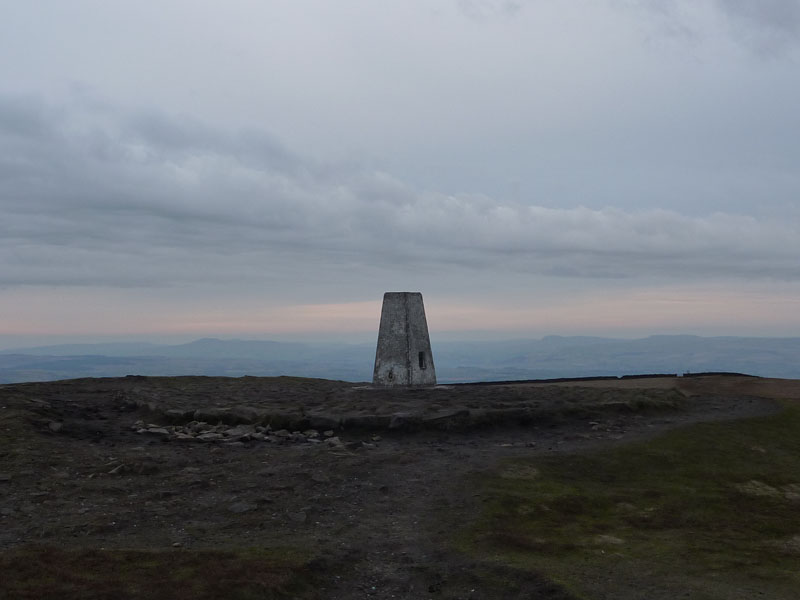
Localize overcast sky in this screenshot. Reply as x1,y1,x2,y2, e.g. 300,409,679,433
2,0,800,347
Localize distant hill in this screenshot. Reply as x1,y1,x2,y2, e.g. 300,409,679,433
1,335,799,384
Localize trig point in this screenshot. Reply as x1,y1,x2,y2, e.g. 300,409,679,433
373,292,436,387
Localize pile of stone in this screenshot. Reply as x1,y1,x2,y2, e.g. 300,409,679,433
130,419,345,447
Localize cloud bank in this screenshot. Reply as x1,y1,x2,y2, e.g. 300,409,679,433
2,93,798,293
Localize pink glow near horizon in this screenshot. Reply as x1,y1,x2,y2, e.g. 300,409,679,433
3,285,800,340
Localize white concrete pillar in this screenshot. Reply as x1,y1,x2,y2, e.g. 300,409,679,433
372,292,436,386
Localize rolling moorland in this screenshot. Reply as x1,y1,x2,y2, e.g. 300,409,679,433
3,373,800,598
2,334,800,384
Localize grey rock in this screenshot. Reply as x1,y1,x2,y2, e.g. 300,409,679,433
323,430,335,438
324,436,343,447
0,474,11,482
223,424,255,441
311,472,330,483
145,427,171,437
48,421,63,433
196,432,224,442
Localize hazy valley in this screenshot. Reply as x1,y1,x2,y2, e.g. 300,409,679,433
2,334,799,384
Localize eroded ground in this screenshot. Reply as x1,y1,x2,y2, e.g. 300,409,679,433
0,375,793,599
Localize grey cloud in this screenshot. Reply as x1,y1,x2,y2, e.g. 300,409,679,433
1,95,799,290
716,0,800,55
621,0,800,55
456,0,523,20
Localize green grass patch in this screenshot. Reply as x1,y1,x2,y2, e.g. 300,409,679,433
0,546,318,600
463,402,800,598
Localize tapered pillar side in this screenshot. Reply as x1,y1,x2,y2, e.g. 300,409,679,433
373,292,436,386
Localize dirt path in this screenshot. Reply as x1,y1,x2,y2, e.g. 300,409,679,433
0,375,789,598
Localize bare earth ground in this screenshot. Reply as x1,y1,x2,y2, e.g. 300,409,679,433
0,375,794,599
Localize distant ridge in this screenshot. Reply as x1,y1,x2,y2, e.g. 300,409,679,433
0,335,798,384
453,372,756,387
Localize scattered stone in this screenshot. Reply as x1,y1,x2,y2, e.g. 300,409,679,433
303,429,320,439
196,432,224,443
323,430,335,438
171,542,182,548
273,429,291,438
228,424,256,436
311,472,330,484
324,436,343,447
48,421,63,433
145,427,171,438
0,474,11,482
